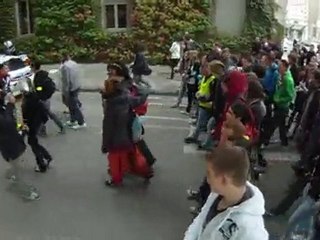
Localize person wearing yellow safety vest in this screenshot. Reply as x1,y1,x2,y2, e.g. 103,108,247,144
185,60,225,144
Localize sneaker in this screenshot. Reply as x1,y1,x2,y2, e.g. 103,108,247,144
189,206,200,215
25,191,40,201
34,165,47,173
105,179,121,187
187,189,199,201
184,137,199,144
171,104,179,108
59,126,66,134
71,123,87,130
65,121,77,127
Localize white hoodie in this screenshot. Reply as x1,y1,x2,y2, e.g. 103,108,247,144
184,182,269,240
170,41,181,59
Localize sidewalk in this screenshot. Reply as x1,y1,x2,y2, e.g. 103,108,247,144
43,64,181,95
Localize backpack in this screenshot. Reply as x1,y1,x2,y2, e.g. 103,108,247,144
130,85,148,116
237,97,260,143
35,76,56,101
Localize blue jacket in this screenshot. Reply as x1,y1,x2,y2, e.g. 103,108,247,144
262,63,279,96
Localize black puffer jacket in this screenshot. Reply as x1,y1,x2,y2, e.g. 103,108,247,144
22,92,48,127
0,103,26,161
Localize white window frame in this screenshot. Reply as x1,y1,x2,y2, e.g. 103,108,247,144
15,0,33,36
101,0,130,31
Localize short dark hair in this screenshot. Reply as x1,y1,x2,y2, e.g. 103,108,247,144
288,53,298,64
230,101,252,125
207,146,249,187
0,64,4,69
252,64,266,79
281,59,289,69
31,61,41,70
247,78,265,100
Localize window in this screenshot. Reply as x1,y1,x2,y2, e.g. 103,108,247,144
15,0,34,35
103,1,130,30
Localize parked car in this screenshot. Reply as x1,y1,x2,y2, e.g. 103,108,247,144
0,54,32,96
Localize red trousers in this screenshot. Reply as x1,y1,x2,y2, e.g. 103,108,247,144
107,147,151,184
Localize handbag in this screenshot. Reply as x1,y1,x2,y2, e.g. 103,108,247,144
131,115,143,143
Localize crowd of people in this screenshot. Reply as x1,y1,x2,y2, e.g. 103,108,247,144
168,35,320,239
1,34,320,238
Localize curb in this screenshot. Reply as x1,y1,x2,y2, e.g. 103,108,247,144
79,88,179,96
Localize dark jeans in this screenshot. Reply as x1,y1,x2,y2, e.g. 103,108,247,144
186,84,197,113
68,90,85,125
169,59,179,79
199,178,211,207
28,119,52,169
41,100,64,131
262,106,289,145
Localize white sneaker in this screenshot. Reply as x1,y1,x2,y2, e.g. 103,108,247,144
71,123,87,130
25,191,40,201
65,121,77,127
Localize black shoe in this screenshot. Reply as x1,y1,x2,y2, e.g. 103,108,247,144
59,126,66,134
291,161,307,175
34,165,47,173
105,179,121,187
184,137,198,144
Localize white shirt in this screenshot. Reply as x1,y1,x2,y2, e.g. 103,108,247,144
170,41,181,59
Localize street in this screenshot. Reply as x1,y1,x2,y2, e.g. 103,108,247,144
0,93,299,240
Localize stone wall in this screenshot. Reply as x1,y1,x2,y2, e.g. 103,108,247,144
0,1,17,41
214,0,246,36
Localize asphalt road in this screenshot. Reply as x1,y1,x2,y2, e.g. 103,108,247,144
0,93,300,240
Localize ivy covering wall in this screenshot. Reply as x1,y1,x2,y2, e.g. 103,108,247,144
0,1,17,42
14,0,278,64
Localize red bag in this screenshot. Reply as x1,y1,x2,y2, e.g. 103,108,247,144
130,145,152,177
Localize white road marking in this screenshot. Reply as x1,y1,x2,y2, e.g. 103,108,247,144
143,115,189,122
148,102,187,107
144,124,189,130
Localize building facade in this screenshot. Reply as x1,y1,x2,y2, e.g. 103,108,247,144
1,0,251,41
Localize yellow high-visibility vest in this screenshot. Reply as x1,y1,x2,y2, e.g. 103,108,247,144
198,75,216,109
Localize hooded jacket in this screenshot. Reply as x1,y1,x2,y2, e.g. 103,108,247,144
262,62,279,97
273,70,295,109
214,71,248,140
184,182,269,240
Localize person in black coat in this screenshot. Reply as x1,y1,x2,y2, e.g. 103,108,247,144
0,91,40,200
22,88,52,173
0,91,25,162
130,43,151,88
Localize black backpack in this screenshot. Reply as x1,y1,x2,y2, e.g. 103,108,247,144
35,76,56,101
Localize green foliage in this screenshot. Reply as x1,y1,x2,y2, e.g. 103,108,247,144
26,0,108,62
0,1,17,42
131,0,210,63
243,0,278,39
13,0,278,64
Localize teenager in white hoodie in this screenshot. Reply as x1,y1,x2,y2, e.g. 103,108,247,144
169,37,182,79
184,146,269,240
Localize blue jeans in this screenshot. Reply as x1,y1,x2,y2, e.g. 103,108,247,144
282,196,317,240
193,107,211,139
68,90,84,125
